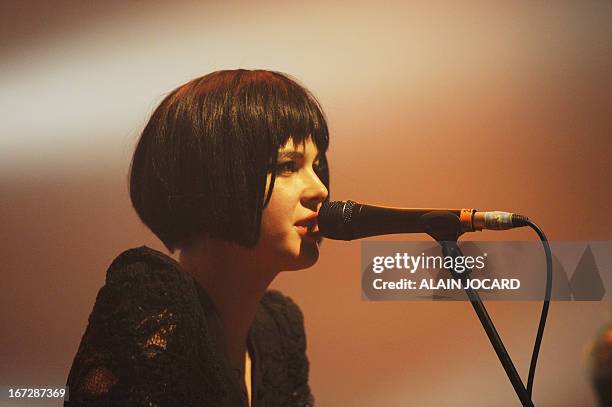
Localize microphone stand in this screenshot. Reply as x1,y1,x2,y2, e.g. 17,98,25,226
421,211,534,407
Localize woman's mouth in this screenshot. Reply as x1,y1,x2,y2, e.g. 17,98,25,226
294,214,320,239
295,225,309,235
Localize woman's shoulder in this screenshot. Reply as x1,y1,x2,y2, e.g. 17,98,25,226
65,246,239,406
96,245,205,309
104,245,194,288
86,245,208,344
85,245,204,347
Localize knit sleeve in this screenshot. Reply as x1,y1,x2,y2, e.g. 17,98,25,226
64,247,230,407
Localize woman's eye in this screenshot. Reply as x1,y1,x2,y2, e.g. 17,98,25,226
277,161,297,174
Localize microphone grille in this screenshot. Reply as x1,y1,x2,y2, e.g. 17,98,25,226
319,200,356,240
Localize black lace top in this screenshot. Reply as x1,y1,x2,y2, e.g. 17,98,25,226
64,246,314,407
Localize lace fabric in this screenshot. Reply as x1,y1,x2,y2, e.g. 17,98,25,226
65,246,314,407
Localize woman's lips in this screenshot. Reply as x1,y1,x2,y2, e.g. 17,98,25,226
294,221,321,241
295,225,319,236
294,212,321,241
295,225,308,234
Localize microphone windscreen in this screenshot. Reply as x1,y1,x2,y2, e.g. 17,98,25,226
318,200,355,240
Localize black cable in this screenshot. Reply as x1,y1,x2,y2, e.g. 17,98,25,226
522,219,552,397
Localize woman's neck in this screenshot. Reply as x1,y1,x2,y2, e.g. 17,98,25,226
178,238,278,371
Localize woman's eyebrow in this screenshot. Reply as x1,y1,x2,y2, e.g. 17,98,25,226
277,149,321,162
277,151,304,160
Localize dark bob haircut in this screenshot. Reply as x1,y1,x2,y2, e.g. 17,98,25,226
129,70,330,253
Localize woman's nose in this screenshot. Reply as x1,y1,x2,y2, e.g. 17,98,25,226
301,171,328,207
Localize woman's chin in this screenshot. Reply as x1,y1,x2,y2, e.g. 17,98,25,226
281,241,320,272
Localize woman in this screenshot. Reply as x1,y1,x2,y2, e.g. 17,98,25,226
65,70,330,406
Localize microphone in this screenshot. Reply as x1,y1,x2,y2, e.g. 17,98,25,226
318,200,530,241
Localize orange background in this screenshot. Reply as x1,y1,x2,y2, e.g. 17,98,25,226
1,1,610,406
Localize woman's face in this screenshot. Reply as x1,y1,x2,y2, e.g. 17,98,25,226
257,137,328,271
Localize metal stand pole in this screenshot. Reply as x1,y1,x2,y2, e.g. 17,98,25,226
422,211,534,407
